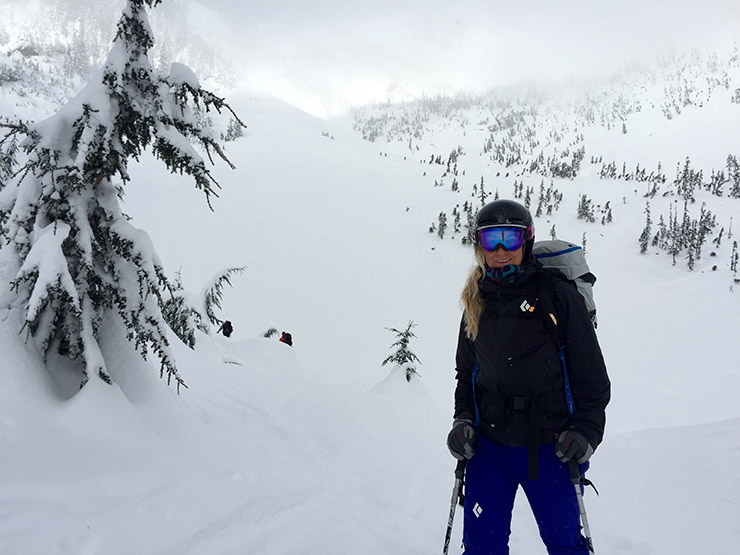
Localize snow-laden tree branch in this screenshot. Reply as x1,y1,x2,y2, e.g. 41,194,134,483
202,267,246,327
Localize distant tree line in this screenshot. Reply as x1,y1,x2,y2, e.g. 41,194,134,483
639,200,725,271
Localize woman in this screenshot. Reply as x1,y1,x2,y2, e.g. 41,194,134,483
446,199,610,554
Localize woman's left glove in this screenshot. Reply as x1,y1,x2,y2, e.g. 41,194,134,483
555,429,594,463
447,418,477,460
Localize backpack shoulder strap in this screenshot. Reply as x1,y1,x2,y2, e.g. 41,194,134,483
534,269,568,344
536,275,576,418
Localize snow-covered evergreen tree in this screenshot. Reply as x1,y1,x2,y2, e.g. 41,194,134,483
675,157,700,203
535,180,545,217
727,155,740,198
639,202,652,254
222,117,244,142
452,205,461,234
695,202,716,260
381,321,421,382
478,175,487,206
577,194,596,223
686,242,696,270
437,211,447,239
653,214,667,248
461,202,476,246
0,0,244,390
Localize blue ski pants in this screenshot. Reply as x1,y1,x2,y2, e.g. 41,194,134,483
462,435,589,555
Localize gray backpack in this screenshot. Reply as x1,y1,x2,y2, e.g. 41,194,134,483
533,240,597,328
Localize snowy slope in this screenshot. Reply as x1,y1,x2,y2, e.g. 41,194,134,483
2,53,740,555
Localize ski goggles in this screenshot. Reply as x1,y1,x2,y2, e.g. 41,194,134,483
475,225,533,252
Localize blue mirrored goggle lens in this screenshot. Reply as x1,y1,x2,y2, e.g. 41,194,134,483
477,227,526,252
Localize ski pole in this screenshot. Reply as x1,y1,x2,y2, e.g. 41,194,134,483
443,459,466,555
568,459,595,554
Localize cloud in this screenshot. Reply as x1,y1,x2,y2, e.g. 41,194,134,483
16,0,740,117
200,0,740,115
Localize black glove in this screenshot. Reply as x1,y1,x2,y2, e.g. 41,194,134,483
447,418,477,460
555,429,594,464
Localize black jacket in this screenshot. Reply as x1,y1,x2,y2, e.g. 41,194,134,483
454,263,610,452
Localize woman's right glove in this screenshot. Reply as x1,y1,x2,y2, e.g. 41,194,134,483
446,418,478,460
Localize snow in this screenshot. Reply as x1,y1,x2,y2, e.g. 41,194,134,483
2,50,740,555
18,221,78,313
169,62,201,89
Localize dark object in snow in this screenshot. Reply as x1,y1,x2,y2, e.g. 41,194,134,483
217,320,233,337
279,331,293,346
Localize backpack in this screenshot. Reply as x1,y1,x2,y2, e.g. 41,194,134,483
532,247,602,490
533,240,597,328
533,239,598,421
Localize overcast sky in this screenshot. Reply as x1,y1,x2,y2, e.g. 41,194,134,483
191,0,740,116
5,0,740,117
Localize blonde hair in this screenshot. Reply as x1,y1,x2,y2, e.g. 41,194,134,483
460,244,487,341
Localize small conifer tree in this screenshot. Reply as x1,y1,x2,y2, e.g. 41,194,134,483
686,242,695,270
462,203,476,245
437,211,447,239
577,194,596,223
639,202,652,254
728,155,740,198
478,176,487,206
223,117,245,142
382,321,421,382
452,206,461,234
535,181,545,217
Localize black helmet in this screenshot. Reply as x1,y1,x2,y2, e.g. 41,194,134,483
474,199,535,262
475,199,533,230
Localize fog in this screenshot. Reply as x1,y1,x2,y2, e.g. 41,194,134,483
195,0,740,116
3,0,740,116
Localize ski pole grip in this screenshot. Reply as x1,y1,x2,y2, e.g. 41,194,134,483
454,458,466,479
568,459,580,483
